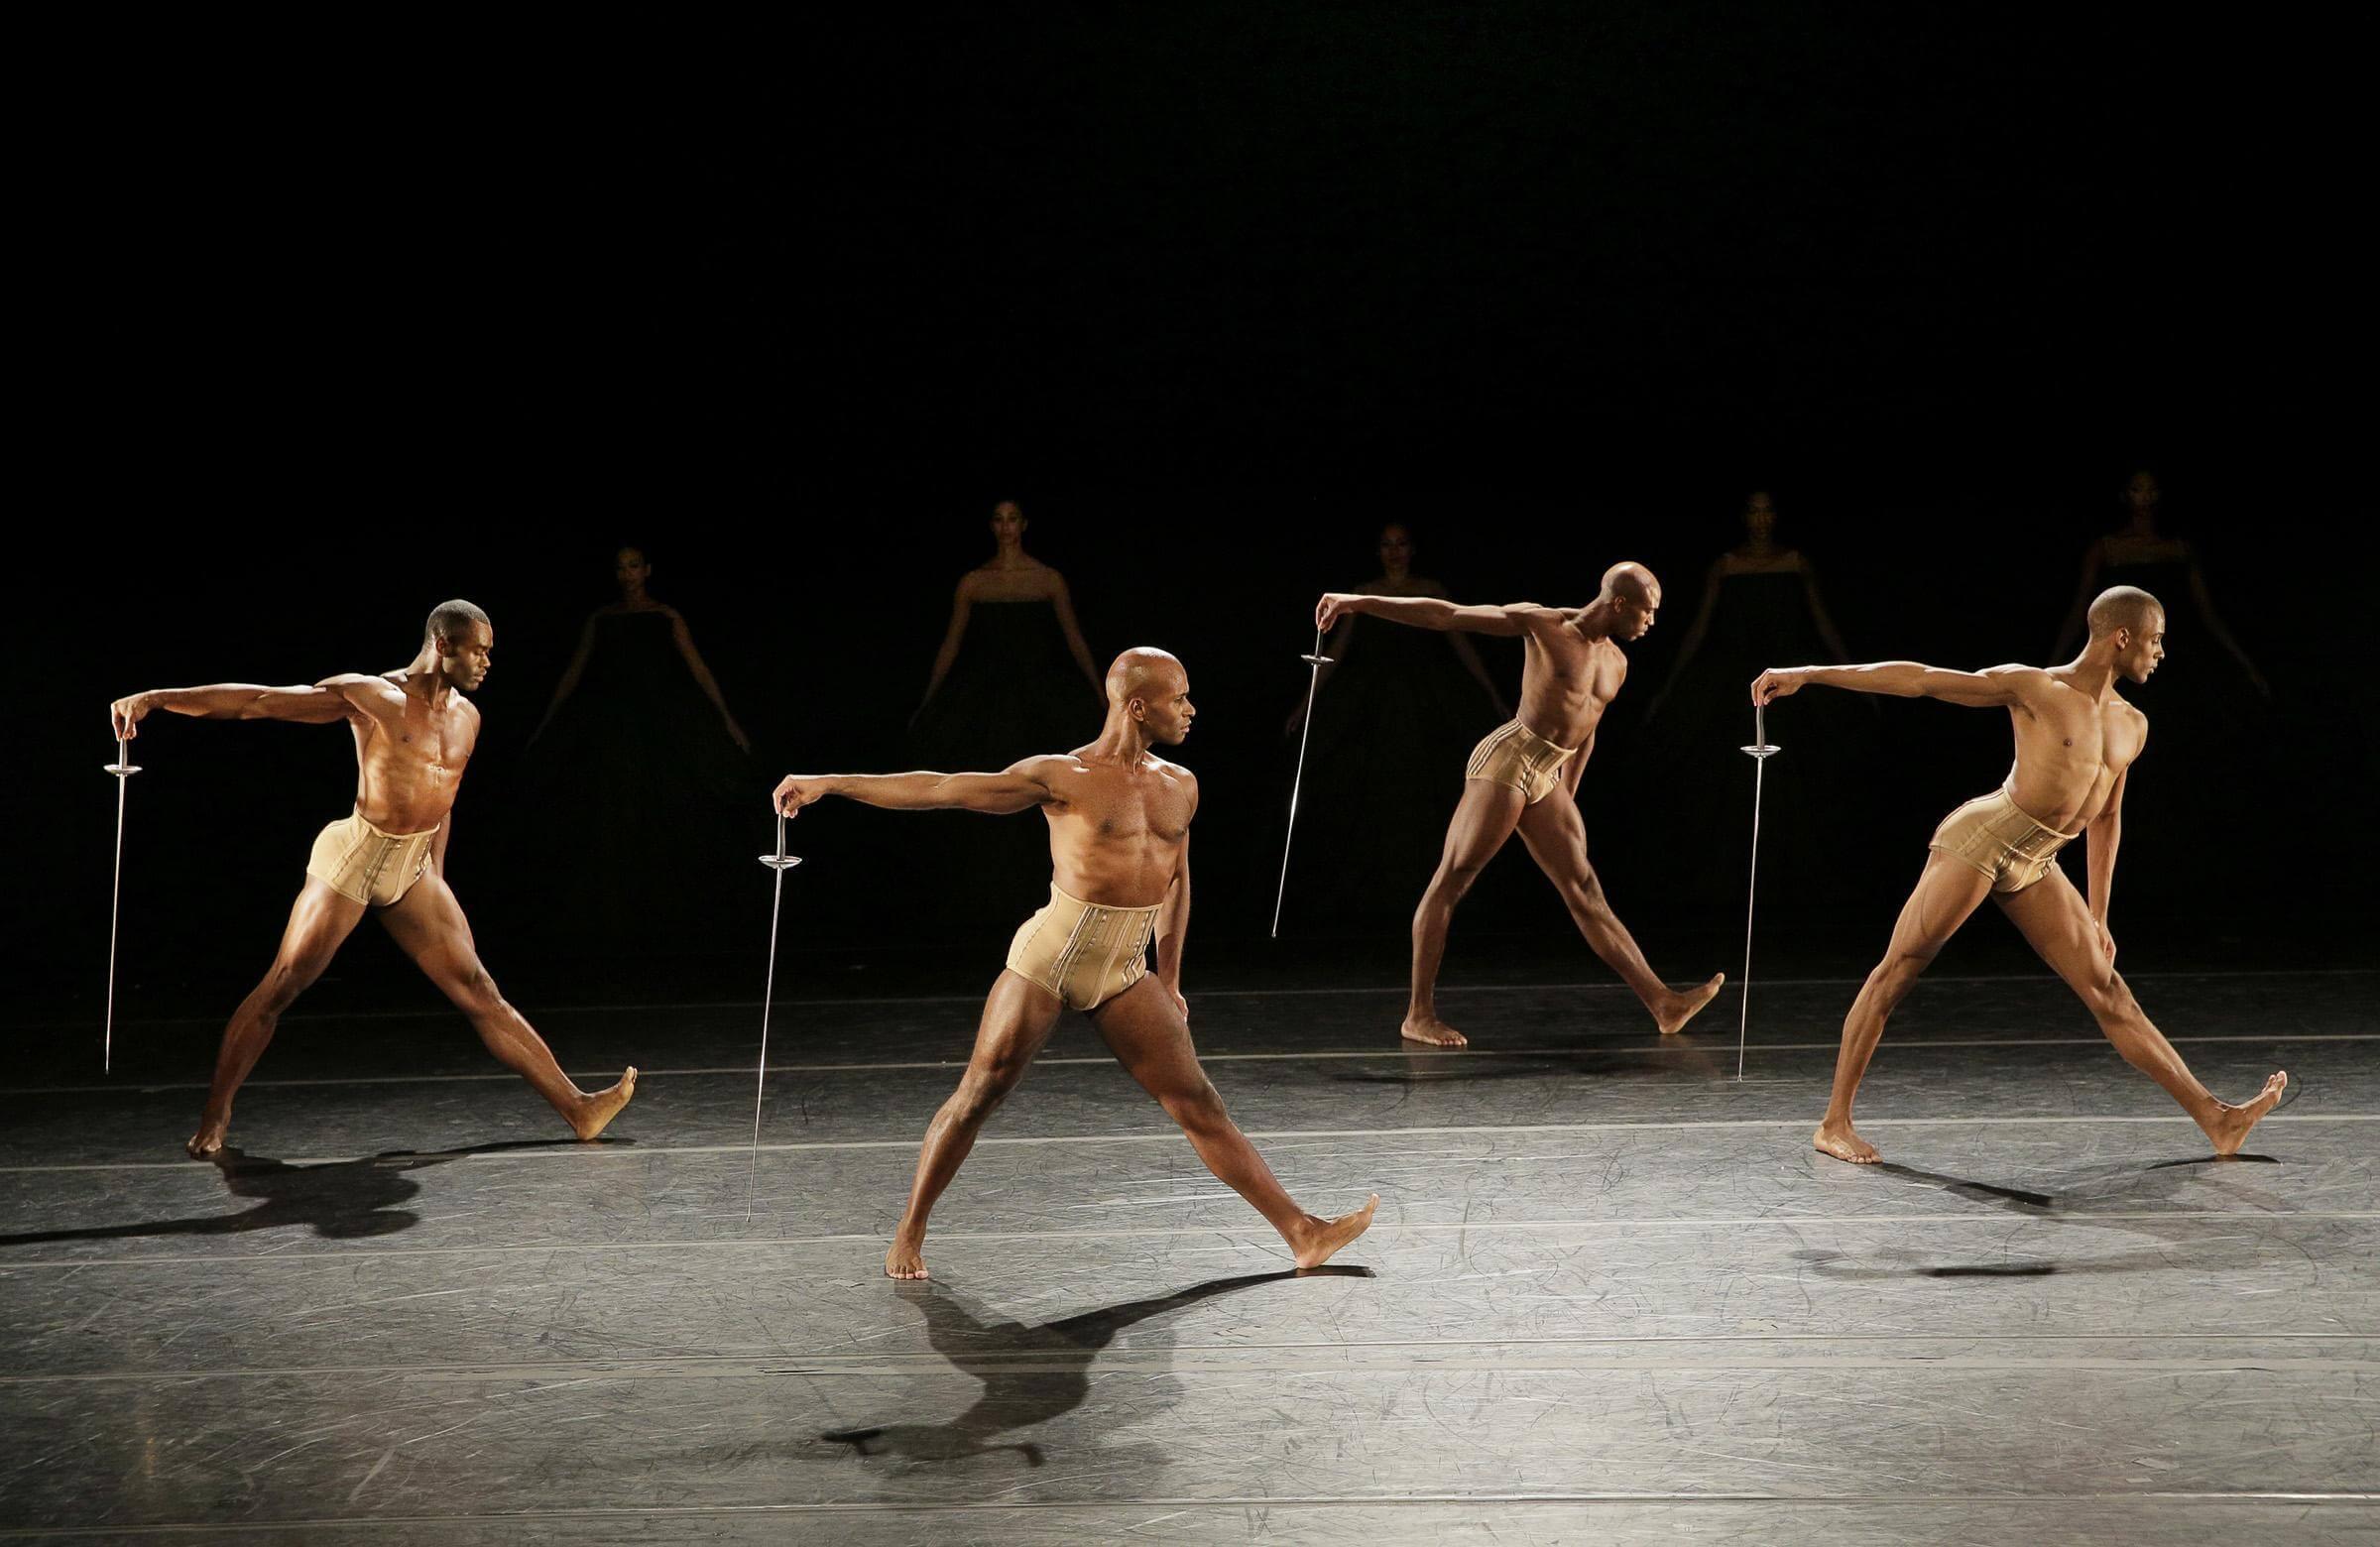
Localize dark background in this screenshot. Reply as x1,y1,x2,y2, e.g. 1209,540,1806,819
17,11,2368,1030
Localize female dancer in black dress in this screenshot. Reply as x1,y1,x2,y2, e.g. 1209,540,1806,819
1287,524,1511,919
522,545,754,948
1632,492,1876,907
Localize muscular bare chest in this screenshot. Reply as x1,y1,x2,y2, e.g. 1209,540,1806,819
1529,634,1621,712
1056,768,1192,844
360,695,474,786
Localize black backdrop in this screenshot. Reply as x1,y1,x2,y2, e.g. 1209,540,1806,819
16,11,2370,1020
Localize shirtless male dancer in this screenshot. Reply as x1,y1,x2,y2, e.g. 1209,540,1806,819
1752,585,2289,1164
108,601,639,1159
773,648,1378,1280
1316,563,1726,1047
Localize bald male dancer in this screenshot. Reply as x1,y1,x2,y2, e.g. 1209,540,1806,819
774,648,1378,1279
1317,563,1726,1047
1754,585,2289,1163
109,601,639,1158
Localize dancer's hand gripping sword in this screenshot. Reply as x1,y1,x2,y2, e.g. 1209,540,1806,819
1736,703,1780,1082
1270,625,1335,938
103,736,143,1073
748,808,804,1217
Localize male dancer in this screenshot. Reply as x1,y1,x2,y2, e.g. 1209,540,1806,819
774,648,1377,1280
1753,585,2288,1163
1317,563,1726,1047
109,601,639,1158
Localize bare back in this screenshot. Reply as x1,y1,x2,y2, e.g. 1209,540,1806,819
1513,610,1628,751
1022,750,1196,906
1997,667,2147,831
336,671,480,833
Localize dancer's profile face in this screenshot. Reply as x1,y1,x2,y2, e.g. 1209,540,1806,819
990,502,1026,543
1136,668,1196,746
440,620,495,691
2117,609,2168,684
614,548,652,594
1611,582,1661,642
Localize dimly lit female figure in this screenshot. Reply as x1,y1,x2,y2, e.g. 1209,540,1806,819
910,500,1105,769
1287,524,1511,916
1628,491,1875,907
522,545,753,945
534,546,751,753
2052,471,2268,695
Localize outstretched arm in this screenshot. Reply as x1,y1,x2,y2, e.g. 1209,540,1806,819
917,579,974,710
2084,764,2129,964
109,677,368,737
530,614,600,746
1156,831,1191,1015
2185,556,2271,697
773,757,1060,818
1752,661,2032,708
1646,560,1727,722
2053,540,2104,659
1049,574,1105,702
1315,592,1531,636
668,611,752,751
1799,557,1854,663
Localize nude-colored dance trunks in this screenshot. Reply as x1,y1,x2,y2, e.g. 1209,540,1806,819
305,810,439,907
1005,883,1161,1012
1464,719,1579,805
1929,785,2079,893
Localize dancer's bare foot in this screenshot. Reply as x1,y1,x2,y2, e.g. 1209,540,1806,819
569,1067,638,1141
885,1234,928,1280
2204,1071,2289,1157
185,1118,229,1160
1290,1194,1380,1269
1813,1119,1880,1164
1400,1015,1468,1048
1654,974,1726,1035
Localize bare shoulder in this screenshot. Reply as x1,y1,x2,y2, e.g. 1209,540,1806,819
1147,754,1197,787
1980,662,2056,710
1003,752,1078,795
1504,601,1561,630
320,672,394,705
1148,756,1199,811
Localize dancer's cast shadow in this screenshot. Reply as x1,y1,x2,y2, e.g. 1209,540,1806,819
1333,1044,1726,1086
815,1265,1371,1468
0,1138,606,1250
1795,1148,2303,1281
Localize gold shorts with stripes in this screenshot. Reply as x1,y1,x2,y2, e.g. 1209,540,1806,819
1465,719,1579,805
305,810,439,907
1005,883,1161,1012
1929,786,2078,894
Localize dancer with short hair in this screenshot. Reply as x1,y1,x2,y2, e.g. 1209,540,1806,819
1754,586,2288,1163
110,601,638,1159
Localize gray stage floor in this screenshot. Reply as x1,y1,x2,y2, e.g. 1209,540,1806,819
1,968,2375,1542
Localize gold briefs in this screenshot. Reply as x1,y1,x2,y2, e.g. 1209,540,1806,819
305,810,439,907
1465,719,1579,805
1005,883,1161,1012
1929,785,2079,893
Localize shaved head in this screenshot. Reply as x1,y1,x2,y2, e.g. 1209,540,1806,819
2086,585,2163,640
1600,561,1660,608
1106,647,1185,706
